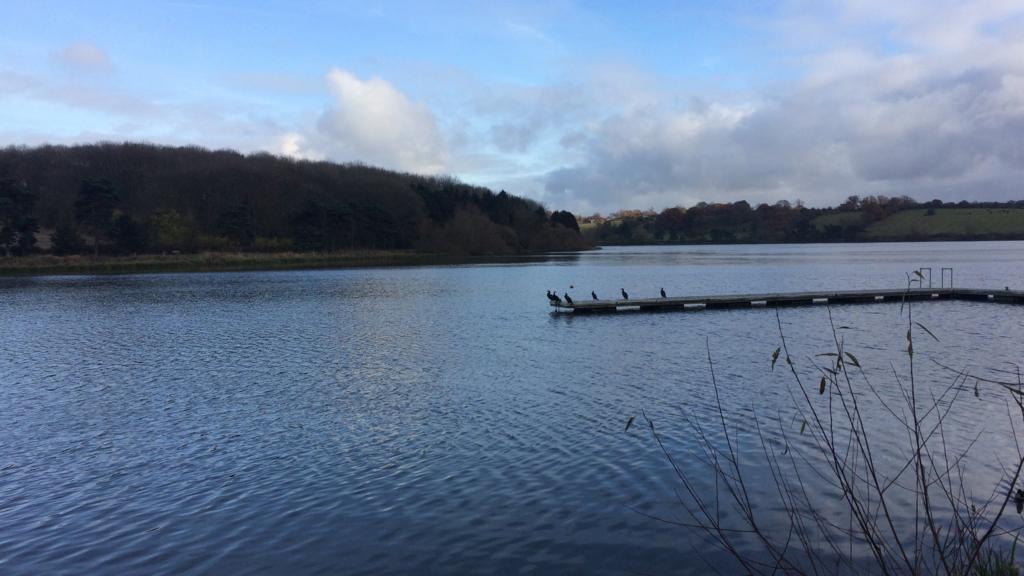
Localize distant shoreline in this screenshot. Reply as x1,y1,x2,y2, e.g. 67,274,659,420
0,250,581,277
4,238,1019,277
589,234,1024,247
582,206,1024,245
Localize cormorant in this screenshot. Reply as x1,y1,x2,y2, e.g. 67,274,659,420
621,288,629,300
546,290,556,303
564,293,574,305
591,291,598,300
660,287,667,298
552,291,563,304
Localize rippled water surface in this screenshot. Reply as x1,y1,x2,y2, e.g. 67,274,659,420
3,242,1024,575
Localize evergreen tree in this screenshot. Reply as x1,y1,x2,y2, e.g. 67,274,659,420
0,178,38,257
74,179,119,256
217,203,255,249
111,213,147,254
51,221,85,255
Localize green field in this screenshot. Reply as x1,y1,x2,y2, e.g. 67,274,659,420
864,208,1024,239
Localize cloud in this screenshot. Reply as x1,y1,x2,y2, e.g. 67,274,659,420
284,69,448,174
2,61,448,173
479,83,590,153
541,0,1024,213
278,132,306,158
52,42,112,73
0,67,292,154
0,69,158,116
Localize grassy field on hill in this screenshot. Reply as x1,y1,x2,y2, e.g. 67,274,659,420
864,208,1024,239
808,208,1024,240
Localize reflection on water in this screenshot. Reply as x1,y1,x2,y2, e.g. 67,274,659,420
1,242,1024,574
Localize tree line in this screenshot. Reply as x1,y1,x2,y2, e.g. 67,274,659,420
0,143,588,257
582,195,1024,245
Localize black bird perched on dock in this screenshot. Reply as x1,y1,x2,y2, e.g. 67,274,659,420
546,290,556,303
591,290,598,300
621,288,629,300
564,293,574,305
660,287,667,298
552,291,563,304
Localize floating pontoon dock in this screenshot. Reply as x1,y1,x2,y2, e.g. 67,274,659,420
550,288,1024,314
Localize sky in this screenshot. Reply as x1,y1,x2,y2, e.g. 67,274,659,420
1,0,1023,214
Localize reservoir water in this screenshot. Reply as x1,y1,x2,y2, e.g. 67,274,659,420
2,242,1024,574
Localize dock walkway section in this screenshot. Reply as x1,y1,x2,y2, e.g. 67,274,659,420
550,288,1024,314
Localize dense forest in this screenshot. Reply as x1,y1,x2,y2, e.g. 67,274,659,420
582,196,1024,245
0,143,588,257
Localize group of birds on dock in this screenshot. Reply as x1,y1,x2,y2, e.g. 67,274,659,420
546,286,668,306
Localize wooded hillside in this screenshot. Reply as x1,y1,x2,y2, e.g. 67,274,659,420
0,143,588,256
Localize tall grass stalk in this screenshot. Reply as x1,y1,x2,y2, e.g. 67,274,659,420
643,276,1024,575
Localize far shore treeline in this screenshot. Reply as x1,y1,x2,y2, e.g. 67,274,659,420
0,142,588,258
581,196,1024,245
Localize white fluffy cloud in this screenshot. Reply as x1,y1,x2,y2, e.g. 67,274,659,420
284,69,448,174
